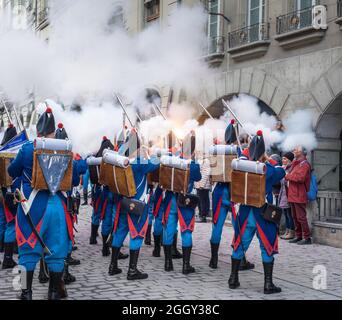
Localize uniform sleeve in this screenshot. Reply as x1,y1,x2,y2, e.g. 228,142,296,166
143,156,160,175
272,166,286,185
72,160,82,187
190,162,202,182
7,147,24,179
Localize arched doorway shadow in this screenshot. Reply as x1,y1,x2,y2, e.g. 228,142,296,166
315,92,342,193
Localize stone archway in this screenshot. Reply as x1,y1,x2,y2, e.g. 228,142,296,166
314,92,342,193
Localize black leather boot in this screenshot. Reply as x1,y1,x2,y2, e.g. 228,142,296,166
48,272,68,300
127,250,148,280
152,235,161,257
144,224,152,245
63,262,76,285
38,259,49,284
2,242,17,269
209,242,219,269
228,258,241,289
182,246,195,275
171,232,182,259
163,245,173,272
65,253,80,266
108,247,122,275
102,235,111,257
263,261,281,294
89,224,99,245
82,191,88,206
239,256,255,271
17,270,34,300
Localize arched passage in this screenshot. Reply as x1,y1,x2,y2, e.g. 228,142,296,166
314,92,342,193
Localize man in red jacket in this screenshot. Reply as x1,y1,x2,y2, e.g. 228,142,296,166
285,146,312,245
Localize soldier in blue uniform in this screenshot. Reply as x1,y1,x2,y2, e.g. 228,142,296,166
144,183,154,246
162,134,201,274
1,124,20,269
8,106,78,300
228,130,285,294
209,120,254,271
89,137,114,246
151,185,164,257
108,130,160,280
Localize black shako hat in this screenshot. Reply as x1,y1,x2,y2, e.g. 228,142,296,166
225,119,238,145
55,123,68,140
249,130,266,161
1,124,17,146
96,136,114,157
36,105,56,137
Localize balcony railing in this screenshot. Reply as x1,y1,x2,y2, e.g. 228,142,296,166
317,191,342,224
276,6,315,35
338,0,342,17
206,36,225,56
228,22,270,49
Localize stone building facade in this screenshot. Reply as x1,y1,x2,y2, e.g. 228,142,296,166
1,0,342,247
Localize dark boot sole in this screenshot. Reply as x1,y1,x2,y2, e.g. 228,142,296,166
2,263,17,270
264,288,282,294
209,263,218,269
182,268,195,275
108,268,122,276
239,264,255,271
229,283,240,289
64,277,76,285
127,274,148,280
118,254,129,260
152,251,161,257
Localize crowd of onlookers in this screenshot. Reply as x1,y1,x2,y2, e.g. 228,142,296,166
194,144,314,246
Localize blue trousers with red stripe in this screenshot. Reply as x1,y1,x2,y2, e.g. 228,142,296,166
5,220,16,243
232,210,274,263
153,208,163,237
210,205,229,245
111,209,146,251
162,199,192,247
18,195,69,272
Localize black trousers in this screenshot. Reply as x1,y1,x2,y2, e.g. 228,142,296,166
196,189,210,218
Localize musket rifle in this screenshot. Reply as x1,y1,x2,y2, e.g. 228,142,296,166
199,102,214,120
221,99,253,140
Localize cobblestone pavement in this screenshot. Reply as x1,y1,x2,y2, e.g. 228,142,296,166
1,205,342,300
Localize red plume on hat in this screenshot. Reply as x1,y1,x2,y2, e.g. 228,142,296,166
8,123,14,128
230,119,235,125
46,106,53,114
58,123,64,129
103,136,108,141
257,130,263,137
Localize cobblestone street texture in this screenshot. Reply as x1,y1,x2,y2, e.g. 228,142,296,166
1,205,342,300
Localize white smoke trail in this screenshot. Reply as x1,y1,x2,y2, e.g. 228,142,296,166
281,109,317,152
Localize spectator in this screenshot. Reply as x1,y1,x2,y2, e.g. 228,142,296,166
279,152,295,240
195,156,211,223
285,146,312,245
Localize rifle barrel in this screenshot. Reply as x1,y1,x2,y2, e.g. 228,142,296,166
114,93,135,128
199,102,214,119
